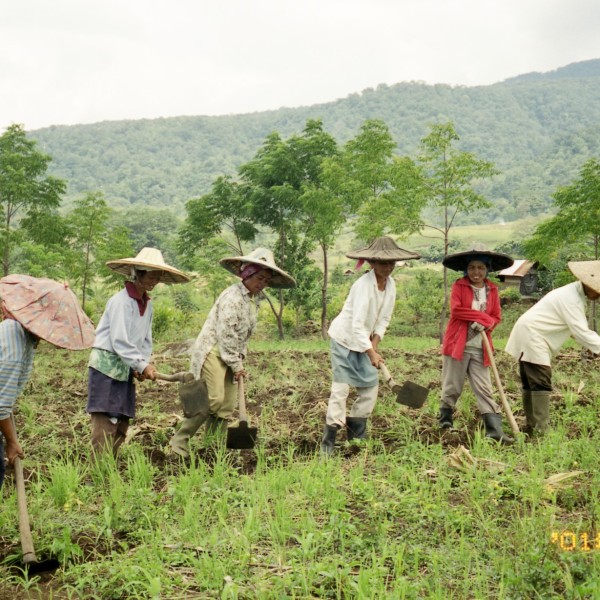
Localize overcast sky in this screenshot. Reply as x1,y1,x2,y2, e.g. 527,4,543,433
1,0,599,131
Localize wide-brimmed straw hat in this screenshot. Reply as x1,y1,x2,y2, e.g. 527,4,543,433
106,247,191,284
568,261,600,294
0,274,96,350
345,236,421,261
220,248,296,289
443,244,514,273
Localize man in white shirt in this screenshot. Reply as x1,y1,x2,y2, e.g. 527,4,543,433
505,261,600,433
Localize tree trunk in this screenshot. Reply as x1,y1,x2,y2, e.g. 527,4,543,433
320,242,329,340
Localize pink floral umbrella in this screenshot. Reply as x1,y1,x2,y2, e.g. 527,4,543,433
0,275,95,350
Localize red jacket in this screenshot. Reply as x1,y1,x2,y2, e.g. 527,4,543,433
441,276,501,366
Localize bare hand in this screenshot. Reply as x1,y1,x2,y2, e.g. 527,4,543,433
470,322,486,332
233,369,248,381
6,440,24,465
367,348,383,368
142,365,158,381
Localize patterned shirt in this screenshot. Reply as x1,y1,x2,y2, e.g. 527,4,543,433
190,282,257,376
0,320,35,419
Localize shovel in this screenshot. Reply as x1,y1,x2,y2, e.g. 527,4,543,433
480,334,520,435
155,371,210,418
10,416,60,574
226,375,257,449
379,363,429,409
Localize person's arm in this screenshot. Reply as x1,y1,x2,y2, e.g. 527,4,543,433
216,289,250,374
0,416,22,464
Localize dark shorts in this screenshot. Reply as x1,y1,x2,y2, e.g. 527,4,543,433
87,367,136,419
519,361,553,392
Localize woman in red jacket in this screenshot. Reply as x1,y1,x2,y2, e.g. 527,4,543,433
439,246,514,443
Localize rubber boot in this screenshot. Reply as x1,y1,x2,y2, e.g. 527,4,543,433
522,389,534,434
170,411,210,458
346,417,368,441
482,413,514,444
320,424,339,457
438,407,454,429
531,390,550,433
204,415,228,444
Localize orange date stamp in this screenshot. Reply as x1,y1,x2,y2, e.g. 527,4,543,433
550,531,600,551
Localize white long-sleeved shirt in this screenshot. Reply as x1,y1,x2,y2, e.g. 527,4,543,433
0,320,35,419
328,269,396,352
92,288,153,374
505,281,600,366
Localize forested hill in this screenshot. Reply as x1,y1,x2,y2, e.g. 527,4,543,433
30,59,600,221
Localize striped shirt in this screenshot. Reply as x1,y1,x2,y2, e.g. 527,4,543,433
0,320,35,419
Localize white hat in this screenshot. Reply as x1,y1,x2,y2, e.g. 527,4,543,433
219,248,296,289
568,261,600,294
106,247,191,284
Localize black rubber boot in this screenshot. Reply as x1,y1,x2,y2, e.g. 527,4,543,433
320,424,339,456
482,413,514,444
438,407,454,429
346,417,368,441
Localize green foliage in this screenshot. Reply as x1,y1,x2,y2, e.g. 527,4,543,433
0,124,66,275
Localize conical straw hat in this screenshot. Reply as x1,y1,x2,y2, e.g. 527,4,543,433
345,236,421,261
220,247,296,289
443,243,514,272
106,247,190,284
0,274,96,350
568,261,600,294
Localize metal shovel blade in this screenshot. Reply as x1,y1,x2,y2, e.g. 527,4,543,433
226,421,258,449
393,380,429,409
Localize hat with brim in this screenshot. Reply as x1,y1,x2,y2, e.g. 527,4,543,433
106,247,191,284
568,261,600,294
0,274,96,350
346,236,421,261
220,247,296,289
443,245,514,272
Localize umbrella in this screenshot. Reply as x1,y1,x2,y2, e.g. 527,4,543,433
0,275,95,350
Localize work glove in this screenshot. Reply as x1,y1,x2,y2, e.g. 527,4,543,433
470,321,486,332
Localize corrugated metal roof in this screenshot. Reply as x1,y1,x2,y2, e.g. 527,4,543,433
498,259,535,277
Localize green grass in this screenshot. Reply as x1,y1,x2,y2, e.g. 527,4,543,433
1,326,600,597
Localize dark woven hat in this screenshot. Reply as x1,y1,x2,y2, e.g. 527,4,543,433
442,244,514,273
346,236,421,261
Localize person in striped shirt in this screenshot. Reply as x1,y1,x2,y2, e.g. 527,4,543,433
0,311,38,489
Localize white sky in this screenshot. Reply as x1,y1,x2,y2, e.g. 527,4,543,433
1,0,599,131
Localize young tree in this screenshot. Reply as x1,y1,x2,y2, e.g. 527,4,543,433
66,192,112,309
0,124,66,275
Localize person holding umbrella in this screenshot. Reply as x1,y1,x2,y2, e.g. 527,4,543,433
87,248,190,456
320,236,421,456
439,245,514,443
170,248,295,458
505,260,600,434
0,275,95,489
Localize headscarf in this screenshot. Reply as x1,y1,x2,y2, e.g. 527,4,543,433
240,263,268,281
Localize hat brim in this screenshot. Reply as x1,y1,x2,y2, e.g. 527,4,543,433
345,248,421,261
442,250,514,273
106,259,191,284
219,257,296,289
568,261,600,294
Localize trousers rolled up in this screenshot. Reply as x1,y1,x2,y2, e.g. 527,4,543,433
441,351,500,415
325,382,378,428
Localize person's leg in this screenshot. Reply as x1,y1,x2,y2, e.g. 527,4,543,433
90,413,118,455
439,355,469,427
0,438,5,490
321,382,350,455
347,385,378,440
521,362,552,433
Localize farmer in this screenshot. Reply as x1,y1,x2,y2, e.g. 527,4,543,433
320,236,420,456
87,248,190,456
0,275,94,489
505,260,600,434
170,247,295,458
439,246,515,443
